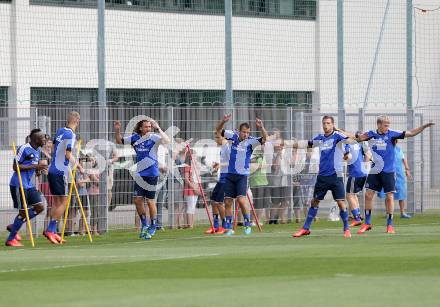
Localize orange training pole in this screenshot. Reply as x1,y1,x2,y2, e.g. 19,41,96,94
185,144,215,230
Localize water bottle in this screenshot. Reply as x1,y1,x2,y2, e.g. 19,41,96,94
328,204,340,222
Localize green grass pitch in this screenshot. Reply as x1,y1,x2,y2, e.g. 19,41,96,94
1,215,439,307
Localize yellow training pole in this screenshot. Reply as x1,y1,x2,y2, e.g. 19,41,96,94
12,142,36,248
70,170,93,243
60,140,82,241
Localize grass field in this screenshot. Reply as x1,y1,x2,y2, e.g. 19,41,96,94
1,215,439,307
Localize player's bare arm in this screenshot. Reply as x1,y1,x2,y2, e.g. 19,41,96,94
255,118,268,145
404,122,435,138
216,114,232,135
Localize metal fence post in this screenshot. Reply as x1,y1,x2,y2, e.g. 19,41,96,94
287,107,294,223
298,111,305,140
358,108,364,132
429,123,435,191
358,108,365,212
225,0,233,108
337,0,345,130
98,0,108,232
294,109,306,222
406,0,415,214
407,108,416,214
31,105,37,240
407,0,413,112
419,114,424,213
167,106,175,228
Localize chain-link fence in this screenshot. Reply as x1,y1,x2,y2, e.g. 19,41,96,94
1,0,439,237
0,105,438,236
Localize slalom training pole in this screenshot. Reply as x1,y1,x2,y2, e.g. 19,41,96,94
12,142,36,247
247,190,262,232
61,140,82,241
69,169,93,243
186,144,215,230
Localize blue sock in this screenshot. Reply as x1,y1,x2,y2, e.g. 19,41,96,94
7,215,25,241
340,209,349,231
213,214,219,229
351,208,362,222
221,218,227,228
7,209,40,241
303,207,319,230
365,210,372,225
387,214,393,226
150,217,157,228
48,220,57,233
243,214,251,227
140,214,148,228
226,216,232,229
26,208,38,220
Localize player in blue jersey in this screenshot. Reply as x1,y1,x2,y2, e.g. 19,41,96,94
344,132,371,227
45,111,82,244
215,114,268,236
293,115,352,238
205,132,230,235
115,118,170,239
377,141,412,218
6,129,47,247
356,115,434,234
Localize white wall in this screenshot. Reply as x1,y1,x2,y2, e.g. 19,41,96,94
319,0,408,111
344,0,407,111
317,0,337,109
0,1,438,108
0,2,315,97
412,0,440,109
233,17,315,91
0,4,11,86
318,0,440,112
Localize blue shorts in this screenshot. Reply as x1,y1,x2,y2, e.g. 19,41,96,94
134,176,158,200
48,173,69,196
313,175,345,201
10,186,43,209
224,174,248,199
365,172,395,193
346,176,367,194
211,182,225,203
378,174,406,200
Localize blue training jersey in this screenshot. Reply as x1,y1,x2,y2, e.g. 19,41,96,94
223,130,262,176
10,143,41,189
49,127,76,176
394,146,405,176
123,133,162,177
219,143,231,183
309,131,348,176
366,129,405,173
346,143,368,178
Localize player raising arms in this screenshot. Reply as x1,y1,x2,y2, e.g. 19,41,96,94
205,131,230,234
6,129,47,247
115,118,170,240
355,116,434,234
45,111,82,244
293,115,352,238
216,114,268,236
